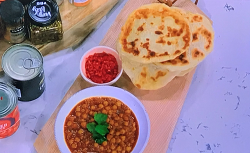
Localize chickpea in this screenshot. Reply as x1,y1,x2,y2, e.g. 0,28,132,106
104,101,108,106
102,141,108,146
85,141,89,145
76,112,81,117
116,101,121,107
120,129,126,134
100,146,104,151
71,143,77,149
117,146,122,151
106,118,110,123
116,138,121,143
114,123,119,127
102,109,108,114
81,108,85,112
125,109,131,114
110,120,114,125
106,106,111,110
108,110,113,115
122,151,125,153
91,105,96,110
67,121,72,126
99,104,104,108
124,121,129,126
78,129,84,134
119,114,123,118
89,111,93,115
81,122,87,128
94,143,98,147
90,118,94,122
112,105,118,110
107,134,112,141
133,127,136,132
111,138,116,143
111,144,116,150
114,117,119,121
107,149,111,153
121,136,126,141
123,116,129,121
75,137,80,142
110,129,115,135
82,114,87,119
116,132,120,136
112,151,117,153
76,106,80,111
69,139,74,145
126,147,131,152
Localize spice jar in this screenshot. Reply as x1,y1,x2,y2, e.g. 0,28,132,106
27,0,63,45
0,0,26,44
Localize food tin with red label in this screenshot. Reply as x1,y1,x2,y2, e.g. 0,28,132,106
2,44,45,101
0,82,20,138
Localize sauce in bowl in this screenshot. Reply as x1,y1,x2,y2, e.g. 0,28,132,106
64,97,139,153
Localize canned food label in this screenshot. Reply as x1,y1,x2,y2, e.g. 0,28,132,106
0,106,20,138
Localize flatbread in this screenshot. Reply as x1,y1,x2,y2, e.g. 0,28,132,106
155,12,214,71
121,55,180,90
117,3,192,63
177,67,195,77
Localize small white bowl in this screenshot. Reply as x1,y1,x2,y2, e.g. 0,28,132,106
80,46,123,86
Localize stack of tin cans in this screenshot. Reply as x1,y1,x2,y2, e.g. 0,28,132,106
0,44,45,138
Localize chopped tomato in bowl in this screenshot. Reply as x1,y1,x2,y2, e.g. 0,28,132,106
80,46,123,86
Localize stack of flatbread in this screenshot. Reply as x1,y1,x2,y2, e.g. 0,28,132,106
117,3,214,90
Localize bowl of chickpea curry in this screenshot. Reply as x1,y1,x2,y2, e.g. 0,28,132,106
55,86,150,153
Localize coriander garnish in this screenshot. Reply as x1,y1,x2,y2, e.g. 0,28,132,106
87,113,109,144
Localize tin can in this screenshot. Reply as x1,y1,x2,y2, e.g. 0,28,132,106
0,82,20,138
2,44,45,101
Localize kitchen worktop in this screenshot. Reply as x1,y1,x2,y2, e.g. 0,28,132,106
0,0,249,153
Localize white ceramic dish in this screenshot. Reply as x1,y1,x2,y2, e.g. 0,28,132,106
80,46,123,86
55,86,150,153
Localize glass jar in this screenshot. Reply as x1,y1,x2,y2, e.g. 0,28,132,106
0,0,26,44
27,0,63,45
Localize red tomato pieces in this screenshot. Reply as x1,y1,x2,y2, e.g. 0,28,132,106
85,52,118,83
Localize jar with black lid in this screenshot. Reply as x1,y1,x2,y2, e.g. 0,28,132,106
27,0,63,45
0,0,26,44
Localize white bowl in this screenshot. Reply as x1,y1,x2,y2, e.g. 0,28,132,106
54,86,150,153
80,46,123,86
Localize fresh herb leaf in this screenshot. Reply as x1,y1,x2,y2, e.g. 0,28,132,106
92,131,102,139
87,122,96,133
95,136,107,144
94,113,108,124
95,125,109,136
102,122,109,128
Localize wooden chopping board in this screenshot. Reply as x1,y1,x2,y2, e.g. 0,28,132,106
0,0,118,70
34,0,212,152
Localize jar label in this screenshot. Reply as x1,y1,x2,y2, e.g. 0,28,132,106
32,2,52,20
7,25,26,43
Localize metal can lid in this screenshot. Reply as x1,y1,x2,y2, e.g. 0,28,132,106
0,82,18,118
2,44,43,81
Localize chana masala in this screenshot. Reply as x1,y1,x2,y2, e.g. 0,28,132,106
64,97,139,153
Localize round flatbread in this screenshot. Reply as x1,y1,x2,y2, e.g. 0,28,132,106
121,55,180,90
117,3,192,63
155,12,214,71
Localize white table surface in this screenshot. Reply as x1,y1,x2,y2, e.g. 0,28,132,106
0,0,250,153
